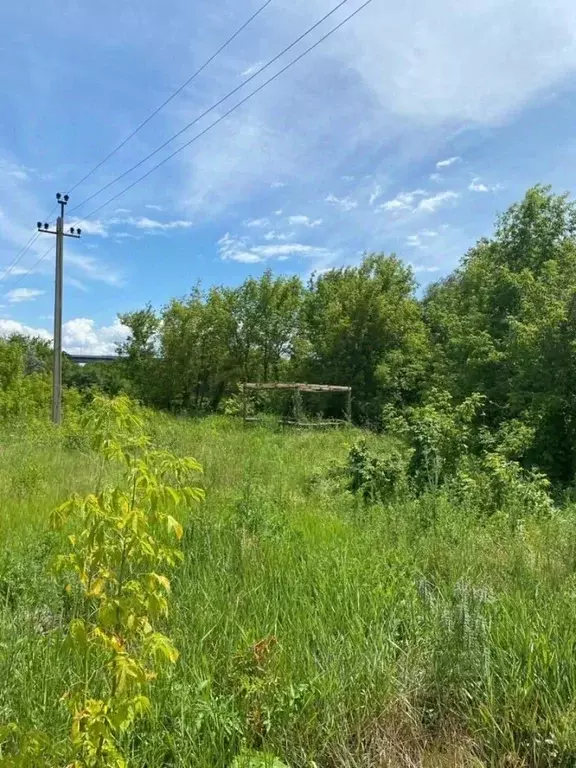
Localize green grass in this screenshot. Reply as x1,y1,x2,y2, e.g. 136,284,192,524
2,415,576,766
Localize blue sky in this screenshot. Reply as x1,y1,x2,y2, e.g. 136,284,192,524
2,0,576,353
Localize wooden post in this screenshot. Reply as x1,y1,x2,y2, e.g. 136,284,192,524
346,388,352,423
242,383,247,422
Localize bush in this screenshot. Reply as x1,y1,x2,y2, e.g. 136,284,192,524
346,437,412,503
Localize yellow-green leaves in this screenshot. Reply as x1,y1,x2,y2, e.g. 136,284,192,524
53,395,203,767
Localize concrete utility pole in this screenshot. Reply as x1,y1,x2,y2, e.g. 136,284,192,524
37,194,81,424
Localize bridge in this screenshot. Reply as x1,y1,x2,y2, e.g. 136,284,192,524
64,353,119,365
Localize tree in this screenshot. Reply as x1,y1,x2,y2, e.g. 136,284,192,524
425,185,576,483
300,253,429,423
158,286,231,412
117,304,160,402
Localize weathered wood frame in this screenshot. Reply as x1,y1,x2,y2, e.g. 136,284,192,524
241,382,352,425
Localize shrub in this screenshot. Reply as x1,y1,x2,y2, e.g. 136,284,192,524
346,437,412,503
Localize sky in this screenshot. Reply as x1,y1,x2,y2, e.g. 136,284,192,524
2,0,576,353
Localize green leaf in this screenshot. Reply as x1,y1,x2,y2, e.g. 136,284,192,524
165,515,184,540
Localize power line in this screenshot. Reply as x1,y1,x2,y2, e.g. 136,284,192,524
12,0,374,292
66,0,276,196
2,2,274,285
1,202,59,283
5,242,54,291
0,231,40,282
81,0,374,222
69,0,356,217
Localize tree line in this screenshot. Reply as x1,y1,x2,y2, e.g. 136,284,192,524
5,184,576,486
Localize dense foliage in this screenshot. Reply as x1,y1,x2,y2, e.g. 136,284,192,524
94,185,576,490
4,185,576,491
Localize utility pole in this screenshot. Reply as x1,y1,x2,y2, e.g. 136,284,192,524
37,193,81,424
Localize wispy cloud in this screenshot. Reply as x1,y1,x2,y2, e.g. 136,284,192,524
243,217,269,228
379,189,427,212
325,194,358,212
410,264,441,274
469,178,489,192
406,229,439,248
417,190,459,212
65,276,89,292
263,230,294,241
429,173,443,183
66,252,123,286
0,265,34,279
218,232,330,264
436,156,461,169
5,287,44,303
0,159,32,182
123,216,193,231
369,184,382,206
469,177,501,193
287,215,322,227
406,234,422,247
241,61,265,78
69,219,108,237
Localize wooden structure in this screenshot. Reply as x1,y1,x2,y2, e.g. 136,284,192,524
241,382,352,425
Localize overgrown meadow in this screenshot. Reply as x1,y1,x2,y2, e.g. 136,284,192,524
2,398,576,767
4,185,576,766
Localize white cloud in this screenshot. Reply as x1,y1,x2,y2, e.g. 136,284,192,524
5,287,44,303
252,243,329,258
65,252,123,286
405,228,440,248
287,215,323,227
7,0,576,287
243,217,270,228
417,190,459,212
436,156,461,168
69,219,108,237
325,194,358,211
218,232,330,264
381,198,411,212
406,234,422,247
410,264,441,273
0,160,32,182
429,173,443,183
263,230,294,241
0,316,129,355
241,61,265,78
369,184,382,206
270,181,285,188
468,176,499,192
379,189,427,212
65,276,89,292
0,266,32,279
62,317,129,355
0,319,50,339
124,216,193,231
145,204,164,211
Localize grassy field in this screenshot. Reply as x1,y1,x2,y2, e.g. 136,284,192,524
2,415,576,766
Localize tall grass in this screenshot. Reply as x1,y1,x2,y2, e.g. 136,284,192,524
2,415,576,766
